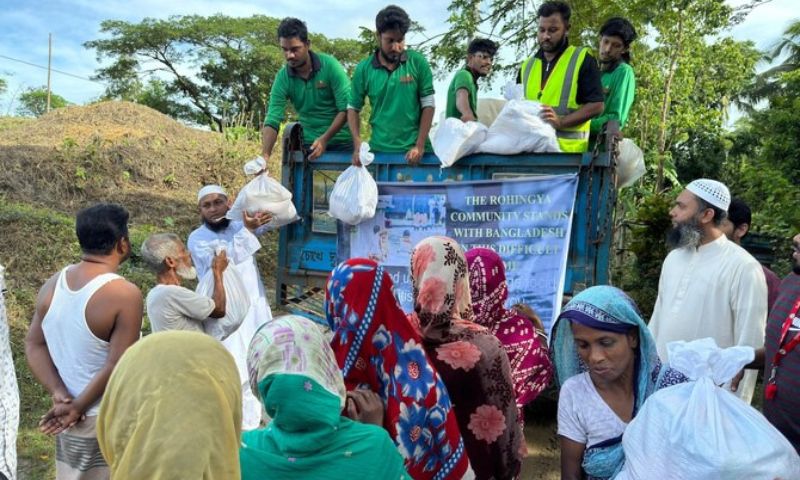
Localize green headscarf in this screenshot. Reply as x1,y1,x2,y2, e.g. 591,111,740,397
240,315,410,480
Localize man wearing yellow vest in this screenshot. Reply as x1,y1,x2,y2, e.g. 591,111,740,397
519,1,605,153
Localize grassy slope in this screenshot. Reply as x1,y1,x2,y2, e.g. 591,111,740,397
1,103,280,479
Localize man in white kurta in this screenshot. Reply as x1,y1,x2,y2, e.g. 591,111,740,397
649,179,767,403
187,185,273,430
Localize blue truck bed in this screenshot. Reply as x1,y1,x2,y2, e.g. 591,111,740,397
275,122,619,319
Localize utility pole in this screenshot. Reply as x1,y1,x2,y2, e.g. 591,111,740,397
46,33,52,113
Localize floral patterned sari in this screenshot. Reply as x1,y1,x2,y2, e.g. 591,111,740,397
410,237,523,479
325,258,470,480
466,248,553,416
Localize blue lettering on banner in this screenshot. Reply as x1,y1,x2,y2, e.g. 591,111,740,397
337,175,578,332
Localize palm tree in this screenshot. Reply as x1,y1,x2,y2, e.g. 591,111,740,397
737,19,800,111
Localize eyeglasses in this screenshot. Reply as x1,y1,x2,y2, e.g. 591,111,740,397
473,52,494,61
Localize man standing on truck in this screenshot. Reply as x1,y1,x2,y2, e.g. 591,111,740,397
519,1,605,153
649,179,767,404
590,17,637,136
187,185,273,431
445,38,498,122
348,5,435,166
261,17,352,161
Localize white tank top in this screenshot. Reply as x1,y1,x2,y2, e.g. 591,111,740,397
41,266,122,416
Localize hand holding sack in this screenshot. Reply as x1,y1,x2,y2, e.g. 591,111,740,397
194,242,251,341
433,117,487,168
226,156,299,228
617,338,800,480
328,142,378,225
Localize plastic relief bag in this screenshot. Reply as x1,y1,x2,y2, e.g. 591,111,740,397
477,99,561,155
328,143,377,225
616,139,645,188
617,338,800,480
194,242,251,341
226,156,299,228
476,98,506,128
433,117,488,168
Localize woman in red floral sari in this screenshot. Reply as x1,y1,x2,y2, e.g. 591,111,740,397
466,248,553,426
325,258,471,480
410,236,523,479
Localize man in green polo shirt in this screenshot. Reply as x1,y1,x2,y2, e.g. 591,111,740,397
446,38,498,122
590,17,637,135
261,17,351,161
347,5,435,166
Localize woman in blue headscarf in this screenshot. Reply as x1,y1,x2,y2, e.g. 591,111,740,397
551,286,686,480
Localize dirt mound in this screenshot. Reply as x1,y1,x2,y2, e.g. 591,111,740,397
0,101,266,227
0,101,211,147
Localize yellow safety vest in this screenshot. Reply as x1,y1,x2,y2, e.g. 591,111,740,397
520,46,590,153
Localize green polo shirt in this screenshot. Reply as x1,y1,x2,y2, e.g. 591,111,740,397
590,61,636,134
349,49,434,152
445,67,478,120
264,51,351,145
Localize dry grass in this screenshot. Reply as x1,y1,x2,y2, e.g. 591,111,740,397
0,101,277,220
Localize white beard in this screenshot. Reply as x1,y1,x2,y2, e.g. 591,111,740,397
177,264,198,280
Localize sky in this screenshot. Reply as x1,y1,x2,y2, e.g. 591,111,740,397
0,0,796,116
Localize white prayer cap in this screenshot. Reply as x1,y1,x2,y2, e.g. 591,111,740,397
197,184,227,203
686,179,730,211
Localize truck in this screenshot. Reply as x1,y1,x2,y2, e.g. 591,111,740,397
275,121,620,321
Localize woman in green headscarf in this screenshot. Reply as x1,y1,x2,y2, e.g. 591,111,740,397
97,330,243,479
240,314,409,479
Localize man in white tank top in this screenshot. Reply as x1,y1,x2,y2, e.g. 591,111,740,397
25,204,143,480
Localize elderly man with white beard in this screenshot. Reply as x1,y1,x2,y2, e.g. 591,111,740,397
141,233,229,333
187,184,274,431
649,179,767,403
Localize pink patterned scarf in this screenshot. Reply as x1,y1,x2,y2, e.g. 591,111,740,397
466,247,553,410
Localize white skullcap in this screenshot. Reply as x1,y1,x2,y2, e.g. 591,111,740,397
197,184,227,203
686,179,730,211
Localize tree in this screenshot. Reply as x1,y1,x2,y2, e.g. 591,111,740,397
85,15,363,131
724,69,800,236
739,19,800,109
16,87,69,117
0,77,6,96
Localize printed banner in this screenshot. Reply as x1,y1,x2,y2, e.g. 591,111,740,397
338,174,578,332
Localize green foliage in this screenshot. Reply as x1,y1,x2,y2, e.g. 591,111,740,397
224,125,260,143
135,78,194,120
0,76,6,95
618,193,674,318
739,19,800,108
85,15,363,131
16,86,69,117
722,69,800,251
